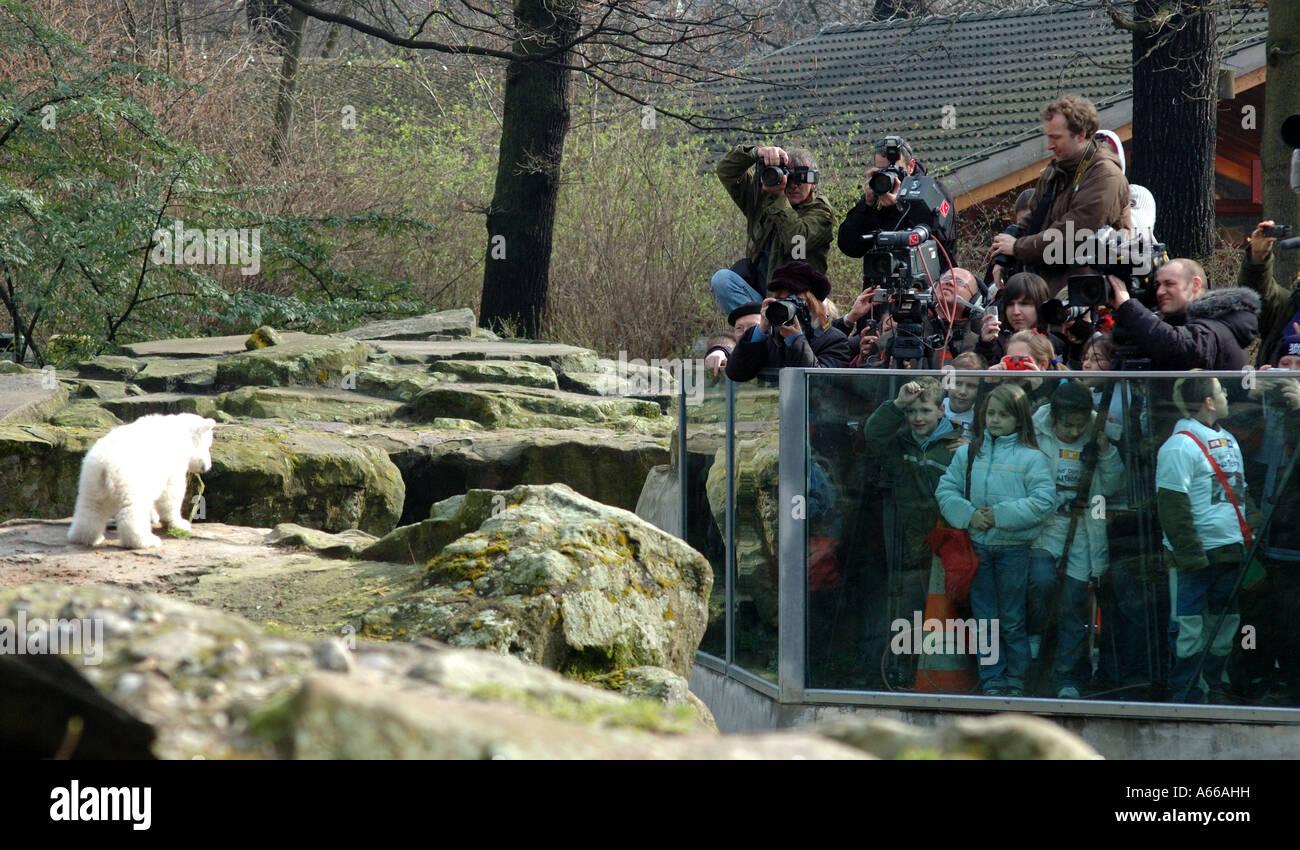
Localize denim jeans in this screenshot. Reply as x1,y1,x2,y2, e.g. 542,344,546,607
1169,565,1239,703
710,269,764,317
1027,549,1091,690
971,543,1032,691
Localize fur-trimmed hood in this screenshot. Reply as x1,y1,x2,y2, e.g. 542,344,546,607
1187,286,1261,348
1187,286,1261,320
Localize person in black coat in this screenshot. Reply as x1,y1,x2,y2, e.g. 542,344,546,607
725,261,854,381
1108,259,1260,371
837,137,958,273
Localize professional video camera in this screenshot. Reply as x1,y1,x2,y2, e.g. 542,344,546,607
1046,226,1167,319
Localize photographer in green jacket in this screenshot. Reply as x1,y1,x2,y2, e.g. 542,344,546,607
1238,219,1300,367
710,144,835,317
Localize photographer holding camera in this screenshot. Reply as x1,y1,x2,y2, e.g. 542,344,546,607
1236,220,1300,367
1107,259,1260,371
990,96,1130,293
710,144,835,317
839,136,958,276
725,261,854,380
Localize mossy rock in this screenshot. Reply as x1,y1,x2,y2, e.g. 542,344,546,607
205,425,405,535
0,424,103,521
49,401,123,429
132,357,221,392
426,359,559,390
100,393,220,422
410,384,660,429
358,484,712,681
214,337,369,388
216,386,405,423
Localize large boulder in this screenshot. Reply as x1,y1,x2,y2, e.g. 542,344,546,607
206,425,405,535
214,337,369,388
358,484,712,681
0,583,867,759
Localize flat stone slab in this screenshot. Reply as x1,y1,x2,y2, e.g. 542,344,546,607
100,393,220,422
369,340,598,375
217,386,406,423
132,357,221,392
340,308,476,341
0,373,67,423
120,332,317,359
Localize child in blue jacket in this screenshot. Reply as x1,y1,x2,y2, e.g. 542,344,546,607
936,382,1057,696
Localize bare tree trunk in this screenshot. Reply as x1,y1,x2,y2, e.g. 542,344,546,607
1130,1,1217,261
479,0,581,338
269,5,308,166
1265,1,1300,287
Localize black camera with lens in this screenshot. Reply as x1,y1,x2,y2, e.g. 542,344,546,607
765,294,811,329
993,223,1024,268
868,165,908,197
1069,226,1167,308
760,164,819,188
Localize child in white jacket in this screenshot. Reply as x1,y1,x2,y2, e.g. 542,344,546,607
1027,381,1126,698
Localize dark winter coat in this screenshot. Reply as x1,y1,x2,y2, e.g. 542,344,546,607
837,161,958,274
725,322,854,380
1112,286,1261,371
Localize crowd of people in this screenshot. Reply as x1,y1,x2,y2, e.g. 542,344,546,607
704,92,1300,703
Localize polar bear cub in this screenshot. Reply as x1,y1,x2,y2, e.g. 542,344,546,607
67,413,216,549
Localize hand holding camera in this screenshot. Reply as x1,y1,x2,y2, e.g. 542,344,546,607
979,308,1001,342
1107,274,1130,307
865,167,902,207
844,287,878,324
1249,220,1288,263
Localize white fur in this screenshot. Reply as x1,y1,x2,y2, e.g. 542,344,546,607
67,413,216,549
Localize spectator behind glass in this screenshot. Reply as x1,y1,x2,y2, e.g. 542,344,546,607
1027,380,1126,699
936,382,1057,697
942,351,986,437
978,272,1065,364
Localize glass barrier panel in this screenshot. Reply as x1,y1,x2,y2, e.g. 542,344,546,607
803,368,1300,708
731,373,782,682
685,371,729,660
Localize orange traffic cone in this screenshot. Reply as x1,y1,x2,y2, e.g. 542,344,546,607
913,557,979,693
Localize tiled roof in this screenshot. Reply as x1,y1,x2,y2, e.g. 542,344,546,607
705,1,1267,195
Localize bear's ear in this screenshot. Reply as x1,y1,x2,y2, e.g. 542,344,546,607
199,418,216,432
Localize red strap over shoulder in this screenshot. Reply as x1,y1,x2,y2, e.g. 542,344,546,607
1175,430,1252,549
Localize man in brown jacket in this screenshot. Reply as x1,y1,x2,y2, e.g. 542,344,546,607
990,96,1131,294
710,144,835,316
